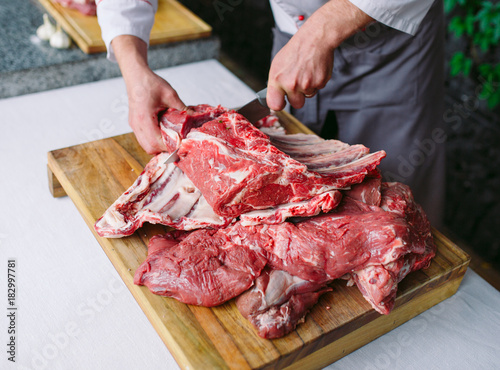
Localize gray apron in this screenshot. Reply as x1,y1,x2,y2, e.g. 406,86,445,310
271,0,445,227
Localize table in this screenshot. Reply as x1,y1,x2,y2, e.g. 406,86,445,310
0,60,499,370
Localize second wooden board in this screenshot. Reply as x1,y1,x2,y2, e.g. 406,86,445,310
37,0,212,53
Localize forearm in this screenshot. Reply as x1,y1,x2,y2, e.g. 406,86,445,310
297,0,373,51
110,35,185,154
111,35,151,91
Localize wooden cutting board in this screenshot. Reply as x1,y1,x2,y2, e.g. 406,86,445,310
37,0,212,54
47,111,470,369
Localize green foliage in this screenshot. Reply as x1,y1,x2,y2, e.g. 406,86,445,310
450,52,473,76
478,63,500,109
446,0,500,109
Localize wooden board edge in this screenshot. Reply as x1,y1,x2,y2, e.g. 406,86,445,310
282,275,465,370
37,0,93,54
92,236,201,369
37,0,212,54
166,0,213,33
432,227,470,263
261,239,471,370
47,164,67,198
276,111,317,135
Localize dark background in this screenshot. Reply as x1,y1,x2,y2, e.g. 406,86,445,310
180,0,500,271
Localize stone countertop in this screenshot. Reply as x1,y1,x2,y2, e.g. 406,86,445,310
0,0,219,99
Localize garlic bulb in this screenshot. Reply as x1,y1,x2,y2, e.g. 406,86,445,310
36,14,56,41
50,25,72,49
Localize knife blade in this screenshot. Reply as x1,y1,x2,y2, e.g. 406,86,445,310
236,88,270,124
164,148,179,165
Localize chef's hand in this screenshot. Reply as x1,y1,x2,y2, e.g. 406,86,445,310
266,0,373,111
112,35,186,154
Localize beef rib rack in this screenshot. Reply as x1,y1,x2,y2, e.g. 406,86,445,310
96,106,386,236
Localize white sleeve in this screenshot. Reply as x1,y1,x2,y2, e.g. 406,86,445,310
348,0,436,35
96,0,158,62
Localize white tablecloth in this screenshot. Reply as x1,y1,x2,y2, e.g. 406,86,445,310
1,60,499,370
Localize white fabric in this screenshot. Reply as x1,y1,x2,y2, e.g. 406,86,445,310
0,60,499,369
269,0,300,35
96,0,157,62
348,0,435,35
270,0,435,36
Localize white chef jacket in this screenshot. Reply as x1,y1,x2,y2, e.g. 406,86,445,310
97,0,436,62
269,0,435,36
96,0,158,62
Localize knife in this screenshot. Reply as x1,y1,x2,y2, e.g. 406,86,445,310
164,88,270,164
164,148,179,165
236,88,270,124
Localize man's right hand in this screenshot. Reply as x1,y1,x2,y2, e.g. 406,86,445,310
266,0,373,112
112,35,186,154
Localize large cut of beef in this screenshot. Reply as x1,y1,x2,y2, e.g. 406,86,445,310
134,230,267,306
176,112,385,217
95,106,385,236
170,109,386,217
134,181,435,337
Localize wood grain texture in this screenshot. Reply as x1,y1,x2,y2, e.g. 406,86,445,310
37,0,212,54
47,164,66,198
47,111,470,369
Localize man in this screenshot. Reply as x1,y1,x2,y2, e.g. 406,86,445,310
97,0,445,226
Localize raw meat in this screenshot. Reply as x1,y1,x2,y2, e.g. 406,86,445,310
236,268,331,339
239,190,342,226
134,181,435,328
344,176,382,206
176,111,386,217
248,183,434,287
134,230,267,306
94,152,233,238
348,255,415,314
160,105,228,152
52,0,96,16
95,104,435,338
96,106,385,236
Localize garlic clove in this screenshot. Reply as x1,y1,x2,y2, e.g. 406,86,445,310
50,25,72,49
36,13,56,41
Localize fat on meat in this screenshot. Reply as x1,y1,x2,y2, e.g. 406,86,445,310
96,106,386,236
176,110,386,217
236,268,331,339
239,190,342,226
159,105,228,152
94,152,233,238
